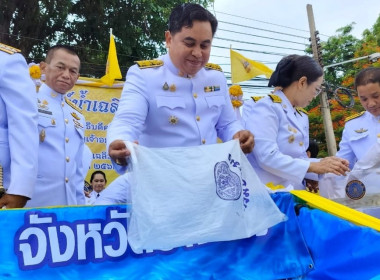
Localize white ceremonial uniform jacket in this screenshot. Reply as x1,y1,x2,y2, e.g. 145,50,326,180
86,190,102,205
94,174,131,205
26,83,86,207
242,90,319,189
107,54,243,171
336,111,380,170
0,48,39,198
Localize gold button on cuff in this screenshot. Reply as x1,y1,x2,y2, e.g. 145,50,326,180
196,116,200,121
66,157,70,162
202,139,206,144
65,177,69,183
65,137,69,143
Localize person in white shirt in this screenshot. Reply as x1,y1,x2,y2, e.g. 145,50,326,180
336,67,380,169
86,170,107,205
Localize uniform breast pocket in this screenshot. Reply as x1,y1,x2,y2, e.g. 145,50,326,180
350,132,369,142
156,95,186,110
38,115,56,129
205,95,225,109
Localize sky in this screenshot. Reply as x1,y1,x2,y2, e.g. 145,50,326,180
209,0,380,96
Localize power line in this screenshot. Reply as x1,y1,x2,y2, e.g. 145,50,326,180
218,28,308,46
214,36,306,52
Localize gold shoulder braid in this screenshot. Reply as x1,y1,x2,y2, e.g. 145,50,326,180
345,111,365,122
251,96,264,103
204,63,223,72
65,97,82,114
268,94,282,103
295,107,309,116
0,43,21,55
135,59,163,69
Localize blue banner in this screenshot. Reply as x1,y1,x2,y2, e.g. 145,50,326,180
1,193,380,279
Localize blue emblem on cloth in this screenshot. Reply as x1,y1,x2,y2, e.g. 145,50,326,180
214,161,241,200
345,180,366,200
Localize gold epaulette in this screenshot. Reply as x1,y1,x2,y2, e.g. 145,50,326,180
0,43,21,54
296,107,309,116
65,97,82,114
135,59,163,69
251,96,264,103
268,94,282,103
204,63,223,72
345,111,365,122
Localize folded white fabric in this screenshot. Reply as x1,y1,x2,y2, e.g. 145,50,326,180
125,140,286,253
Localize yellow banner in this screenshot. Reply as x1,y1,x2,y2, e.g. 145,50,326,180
69,77,124,184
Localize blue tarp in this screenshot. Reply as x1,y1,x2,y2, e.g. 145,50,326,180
1,193,380,279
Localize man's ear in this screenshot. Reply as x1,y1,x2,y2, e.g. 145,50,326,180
40,61,47,74
165,31,172,48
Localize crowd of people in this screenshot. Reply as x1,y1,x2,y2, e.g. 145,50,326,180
0,3,379,210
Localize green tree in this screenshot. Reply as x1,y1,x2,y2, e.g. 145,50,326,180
0,0,213,78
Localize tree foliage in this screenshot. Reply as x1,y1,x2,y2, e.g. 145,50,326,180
0,0,213,78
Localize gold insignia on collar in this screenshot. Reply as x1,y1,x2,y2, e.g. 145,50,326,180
345,111,365,122
71,112,80,120
288,135,295,143
251,96,264,103
204,63,223,72
169,84,176,92
163,82,169,90
39,129,46,142
65,97,82,114
268,94,282,103
169,116,178,125
296,107,309,115
354,128,368,133
135,59,163,69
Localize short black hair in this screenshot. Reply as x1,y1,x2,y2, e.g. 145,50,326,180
268,55,323,88
307,140,319,158
45,45,79,65
90,170,107,183
168,3,218,36
354,67,380,90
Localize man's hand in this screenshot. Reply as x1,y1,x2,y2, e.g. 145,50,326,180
233,130,255,154
0,194,29,209
108,140,132,166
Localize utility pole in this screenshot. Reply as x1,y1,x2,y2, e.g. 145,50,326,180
307,4,337,156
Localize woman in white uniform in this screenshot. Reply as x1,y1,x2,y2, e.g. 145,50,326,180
242,54,349,190
336,67,380,169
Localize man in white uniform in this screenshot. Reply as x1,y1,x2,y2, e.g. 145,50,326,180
0,43,39,208
26,45,85,207
107,3,253,170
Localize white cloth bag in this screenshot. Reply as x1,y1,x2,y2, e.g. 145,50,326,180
125,140,285,253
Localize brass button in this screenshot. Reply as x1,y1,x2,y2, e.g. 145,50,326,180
377,133,380,138
65,137,69,143
65,177,69,183
193,93,198,98
196,116,200,121
65,119,68,124
61,102,65,107
202,139,206,144
66,157,70,162
299,142,303,146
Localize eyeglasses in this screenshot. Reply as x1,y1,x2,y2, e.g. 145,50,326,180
315,87,323,97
